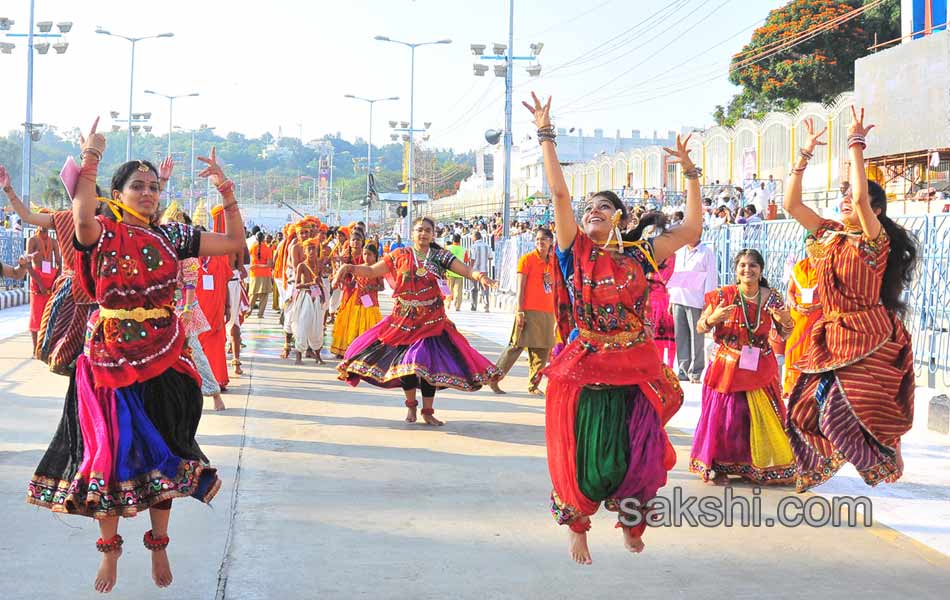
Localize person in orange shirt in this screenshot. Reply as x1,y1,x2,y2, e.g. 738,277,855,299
490,227,557,395
248,231,275,318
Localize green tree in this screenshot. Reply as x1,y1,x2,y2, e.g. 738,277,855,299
714,0,900,126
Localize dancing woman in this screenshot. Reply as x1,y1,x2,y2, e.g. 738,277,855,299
525,93,698,563
642,212,676,369
329,230,366,357
783,110,917,491
690,249,796,485
26,119,245,593
329,240,383,357
783,233,821,396
334,216,500,426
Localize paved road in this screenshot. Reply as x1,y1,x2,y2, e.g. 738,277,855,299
1,307,948,600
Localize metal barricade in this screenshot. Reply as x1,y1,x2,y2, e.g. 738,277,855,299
0,229,27,290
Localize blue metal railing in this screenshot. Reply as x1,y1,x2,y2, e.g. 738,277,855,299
0,230,27,290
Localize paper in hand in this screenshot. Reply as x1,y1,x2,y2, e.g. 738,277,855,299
60,156,80,201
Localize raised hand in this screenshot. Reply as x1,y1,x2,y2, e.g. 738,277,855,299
849,106,875,138
803,118,828,153
522,92,552,129
159,156,174,181
0,165,10,189
78,117,106,157
197,146,226,187
18,252,37,268
663,134,695,170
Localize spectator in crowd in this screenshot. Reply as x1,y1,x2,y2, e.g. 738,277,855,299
446,233,469,311
468,231,492,312
668,234,718,383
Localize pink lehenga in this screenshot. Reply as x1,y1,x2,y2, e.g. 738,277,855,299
647,254,676,369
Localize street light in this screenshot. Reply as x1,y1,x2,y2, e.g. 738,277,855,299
2,3,71,204
374,35,451,237
471,1,543,239
344,93,399,226
174,124,215,214
96,28,174,161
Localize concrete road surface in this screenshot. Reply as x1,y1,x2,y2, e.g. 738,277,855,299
1,309,948,600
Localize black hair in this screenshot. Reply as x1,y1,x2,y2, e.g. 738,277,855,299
363,242,380,263
868,180,917,316
251,225,261,235
733,248,770,288
180,213,192,225
255,231,265,261
111,160,159,195
473,231,482,241
451,233,462,244
411,216,443,250
535,227,554,240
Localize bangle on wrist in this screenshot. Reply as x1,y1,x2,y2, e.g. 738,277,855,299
216,180,235,195
799,148,814,161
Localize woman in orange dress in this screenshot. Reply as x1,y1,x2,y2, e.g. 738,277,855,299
783,110,918,491
783,234,822,396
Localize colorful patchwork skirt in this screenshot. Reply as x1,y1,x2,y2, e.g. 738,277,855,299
689,382,795,485
27,355,221,518
338,318,500,391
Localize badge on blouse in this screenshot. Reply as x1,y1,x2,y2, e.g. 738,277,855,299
416,266,427,277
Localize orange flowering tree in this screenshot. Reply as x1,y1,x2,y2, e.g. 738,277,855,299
714,0,898,126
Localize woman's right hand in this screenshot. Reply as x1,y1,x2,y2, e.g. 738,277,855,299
802,118,827,154
522,92,552,129
0,165,11,190
79,117,106,157
708,300,736,325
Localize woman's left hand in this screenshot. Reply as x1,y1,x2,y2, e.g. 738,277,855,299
197,146,226,187
662,134,694,170
849,106,875,138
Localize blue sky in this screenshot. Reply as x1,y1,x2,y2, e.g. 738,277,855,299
0,0,788,151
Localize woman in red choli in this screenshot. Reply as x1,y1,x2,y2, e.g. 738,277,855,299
525,92,702,564
335,216,501,426
26,120,246,594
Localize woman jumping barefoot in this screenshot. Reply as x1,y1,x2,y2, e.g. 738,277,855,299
783,110,918,491
525,92,700,563
335,216,501,426
26,119,245,594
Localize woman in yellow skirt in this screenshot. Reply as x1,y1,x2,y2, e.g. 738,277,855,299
331,240,382,357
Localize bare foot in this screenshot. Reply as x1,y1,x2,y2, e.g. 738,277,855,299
315,352,326,365
895,441,904,473
704,471,730,486
212,393,226,411
94,547,122,593
622,527,645,554
280,347,290,359
150,548,173,588
422,412,445,426
489,381,506,394
295,352,302,365
233,361,244,375
405,406,417,423
568,529,592,565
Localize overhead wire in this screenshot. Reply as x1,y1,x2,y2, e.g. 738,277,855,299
558,0,883,115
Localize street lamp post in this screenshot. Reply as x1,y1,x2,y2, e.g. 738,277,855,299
471,0,543,239
344,94,399,228
2,5,72,204
95,28,174,162
145,90,199,200
374,35,451,237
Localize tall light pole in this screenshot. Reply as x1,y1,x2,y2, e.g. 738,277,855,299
145,90,198,200
95,28,174,161
2,7,72,204
471,1,543,239
374,35,451,237
344,94,399,228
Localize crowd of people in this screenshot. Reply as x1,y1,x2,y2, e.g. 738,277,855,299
0,99,921,591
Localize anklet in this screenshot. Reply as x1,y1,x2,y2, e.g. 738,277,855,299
96,534,124,553
568,519,591,533
143,530,170,551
